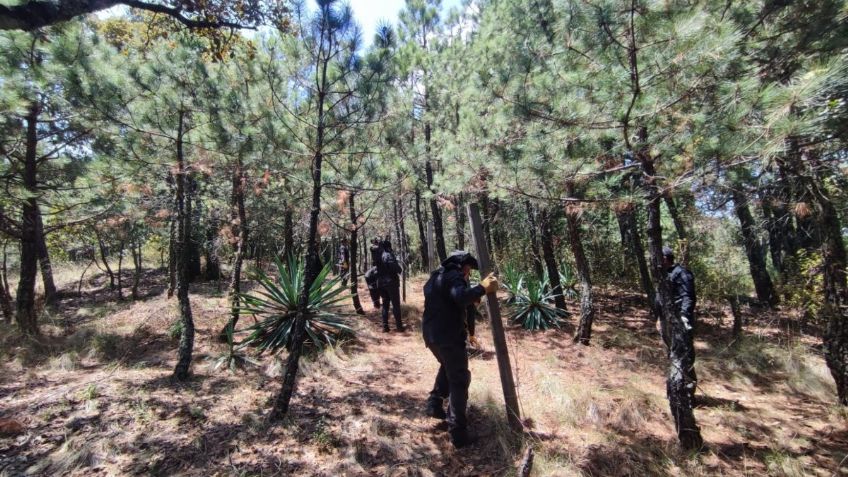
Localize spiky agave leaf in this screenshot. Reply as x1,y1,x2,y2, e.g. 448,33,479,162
509,276,569,331
236,255,353,353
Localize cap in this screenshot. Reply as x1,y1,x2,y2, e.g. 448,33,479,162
662,246,674,258
442,250,479,270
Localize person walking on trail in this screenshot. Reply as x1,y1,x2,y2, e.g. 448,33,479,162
660,245,699,406
377,239,404,332
422,251,498,448
364,238,382,310
337,239,350,287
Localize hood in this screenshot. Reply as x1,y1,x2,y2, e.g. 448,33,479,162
441,250,479,270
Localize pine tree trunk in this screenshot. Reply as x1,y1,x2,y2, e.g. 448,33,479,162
349,192,365,315
425,159,447,262
567,185,594,346
760,188,796,276
220,159,247,341
539,208,566,311
173,109,195,382
663,194,689,265
524,201,545,281
188,182,202,282
731,189,778,307
617,206,658,320
167,200,177,298
272,41,332,418
204,216,221,281
640,145,702,450
414,187,428,271
283,206,294,259
804,155,848,405
1,241,13,322
94,228,115,290
116,240,124,300
15,103,40,335
455,193,466,250
131,240,142,300
35,205,57,305
728,295,742,338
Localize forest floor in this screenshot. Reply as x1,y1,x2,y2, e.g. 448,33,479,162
0,265,847,476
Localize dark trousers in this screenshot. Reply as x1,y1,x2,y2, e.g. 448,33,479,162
380,285,402,328
426,342,470,432
368,287,381,309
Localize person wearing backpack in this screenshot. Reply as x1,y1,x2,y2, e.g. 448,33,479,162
377,239,404,332
421,251,498,448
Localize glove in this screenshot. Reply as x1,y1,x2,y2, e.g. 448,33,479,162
468,335,480,348
480,273,499,294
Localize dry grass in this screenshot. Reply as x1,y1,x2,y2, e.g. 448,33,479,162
0,267,846,476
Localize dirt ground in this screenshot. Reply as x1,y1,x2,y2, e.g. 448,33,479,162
1,268,846,476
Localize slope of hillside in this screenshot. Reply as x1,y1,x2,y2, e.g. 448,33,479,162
0,270,845,476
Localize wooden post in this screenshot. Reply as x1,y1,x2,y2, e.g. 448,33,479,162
427,221,437,271
467,202,522,432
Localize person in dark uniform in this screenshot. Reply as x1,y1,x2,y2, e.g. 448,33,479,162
377,239,404,332
337,239,350,287
422,251,498,448
662,246,698,405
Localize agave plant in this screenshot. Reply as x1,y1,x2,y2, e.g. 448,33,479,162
211,322,261,372
510,277,569,330
557,261,580,301
500,263,526,304
237,255,353,353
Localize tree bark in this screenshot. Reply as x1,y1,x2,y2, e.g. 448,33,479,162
454,193,466,250
220,158,248,341
1,240,13,322
116,240,125,300
35,205,57,305
93,227,115,290
567,184,594,346
803,154,848,405
172,108,195,382
283,205,294,259
425,158,447,262
663,193,689,265
524,201,544,281
731,189,778,307
539,208,566,311
131,238,142,300
349,192,365,315
617,205,658,321
204,217,221,281
414,187,428,271
187,180,202,282
728,295,742,338
639,142,702,450
15,103,41,335
167,212,177,297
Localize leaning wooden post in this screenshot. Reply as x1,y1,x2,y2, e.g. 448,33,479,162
467,202,522,432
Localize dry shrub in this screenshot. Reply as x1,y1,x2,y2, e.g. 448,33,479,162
49,351,80,371
25,435,96,475
793,201,812,218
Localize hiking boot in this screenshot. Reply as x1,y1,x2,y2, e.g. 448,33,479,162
396,324,406,332
382,325,390,333
425,402,447,420
450,428,476,449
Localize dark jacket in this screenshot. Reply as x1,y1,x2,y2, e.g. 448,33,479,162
668,264,696,320
364,266,379,290
422,262,485,346
369,244,383,267
377,249,402,288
